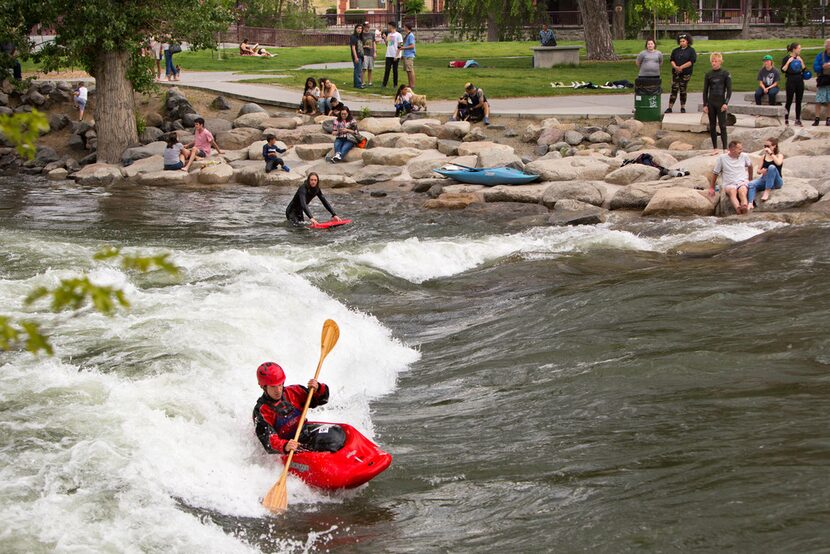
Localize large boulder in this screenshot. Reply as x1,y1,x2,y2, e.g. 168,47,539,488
219,149,248,163
47,168,69,181
216,128,262,150
642,187,715,216
139,126,165,144
204,118,233,134
604,164,662,185
537,127,565,148
352,164,404,184
713,126,794,152
234,112,271,129
478,149,523,169
438,121,471,140
397,133,438,150
370,132,405,148
753,178,819,211
781,155,830,179
548,199,606,226
541,181,605,207
212,96,231,110
619,119,645,136
238,102,267,116
295,143,333,160
402,119,441,135
456,141,514,158
525,157,612,182
48,114,70,132
437,139,461,156
362,147,422,166
137,170,192,186
74,163,124,186
198,163,234,184
165,90,196,121
588,131,612,144
122,141,166,165
779,138,830,157
358,117,402,135
122,155,164,178
482,184,551,204
424,192,481,210
34,147,60,166
258,117,298,130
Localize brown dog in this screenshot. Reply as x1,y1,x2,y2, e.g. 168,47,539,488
410,93,427,111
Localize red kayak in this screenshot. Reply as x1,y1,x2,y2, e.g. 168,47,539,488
281,423,392,490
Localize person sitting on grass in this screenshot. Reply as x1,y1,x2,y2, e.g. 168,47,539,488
300,77,320,114
182,118,223,172
708,140,754,215
162,134,186,171
755,55,781,106
240,39,259,56
747,137,784,205
329,106,359,163
263,134,290,173
394,84,413,116
454,82,490,125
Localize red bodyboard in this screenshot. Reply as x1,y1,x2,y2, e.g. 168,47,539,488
310,219,352,229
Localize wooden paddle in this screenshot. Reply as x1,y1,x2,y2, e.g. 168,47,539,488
261,319,340,513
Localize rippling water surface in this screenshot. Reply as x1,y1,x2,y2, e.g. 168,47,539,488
1,177,828,553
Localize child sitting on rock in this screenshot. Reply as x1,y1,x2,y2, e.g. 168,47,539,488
263,134,289,173
163,134,186,171
394,84,413,116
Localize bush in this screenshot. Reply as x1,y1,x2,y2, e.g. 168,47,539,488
135,112,146,136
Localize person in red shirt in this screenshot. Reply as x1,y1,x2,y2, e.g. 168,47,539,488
182,117,223,171
252,362,345,454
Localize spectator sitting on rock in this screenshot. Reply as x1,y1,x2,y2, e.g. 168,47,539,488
299,77,320,114
163,134,186,171
328,97,348,119
182,117,223,172
708,140,754,214
755,55,781,106
456,82,490,125
747,137,783,205
329,106,360,163
394,84,413,116
317,78,341,115
263,134,289,173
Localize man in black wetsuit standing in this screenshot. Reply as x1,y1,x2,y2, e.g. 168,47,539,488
703,52,732,153
285,172,342,225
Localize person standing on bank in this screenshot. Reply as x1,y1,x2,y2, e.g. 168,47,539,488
350,24,365,89
382,22,403,89
665,33,697,114
401,23,417,89
755,55,781,106
812,38,830,126
285,173,341,226
702,52,732,153
782,42,806,126
636,39,663,78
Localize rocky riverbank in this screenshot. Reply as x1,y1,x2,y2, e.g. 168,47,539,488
3,83,830,226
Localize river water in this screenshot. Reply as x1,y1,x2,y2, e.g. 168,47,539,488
1,177,828,553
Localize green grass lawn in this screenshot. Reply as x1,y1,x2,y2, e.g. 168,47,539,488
22,38,826,100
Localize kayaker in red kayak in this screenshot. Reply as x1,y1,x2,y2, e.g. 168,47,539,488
252,361,346,454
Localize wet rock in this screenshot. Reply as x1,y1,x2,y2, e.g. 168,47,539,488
541,181,605,207
643,187,715,216
753,179,819,211
74,163,124,186
426,184,444,198
482,184,551,204
233,112,270,129
358,117,402,135
604,164,662,185
216,128,262,150
238,102,267,116
295,143,334,160
362,147,421,166
137,170,193,186
370,190,387,197
424,192,480,209
212,96,231,110
198,163,234,184
548,199,606,226
47,168,68,180
397,133,438,150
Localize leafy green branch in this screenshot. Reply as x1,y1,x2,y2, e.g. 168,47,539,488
1,247,181,355
0,110,50,159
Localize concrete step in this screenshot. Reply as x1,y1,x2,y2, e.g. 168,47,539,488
662,112,707,132
697,103,786,117
743,93,816,104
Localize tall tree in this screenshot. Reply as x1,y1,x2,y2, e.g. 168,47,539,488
0,1,232,164
578,0,618,60
447,0,539,42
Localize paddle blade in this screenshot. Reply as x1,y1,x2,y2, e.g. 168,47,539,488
262,477,288,513
320,319,340,356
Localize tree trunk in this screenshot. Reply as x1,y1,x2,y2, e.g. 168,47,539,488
578,0,618,60
487,10,499,42
93,50,138,164
741,0,752,39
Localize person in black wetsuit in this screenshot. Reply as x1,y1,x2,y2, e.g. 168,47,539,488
702,52,732,152
782,42,806,126
285,172,342,225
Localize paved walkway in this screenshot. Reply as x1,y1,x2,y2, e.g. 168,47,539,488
165,71,755,118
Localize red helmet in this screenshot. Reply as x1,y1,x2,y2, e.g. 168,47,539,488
256,362,285,387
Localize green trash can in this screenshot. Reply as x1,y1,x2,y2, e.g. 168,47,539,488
634,78,662,122
634,92,661,122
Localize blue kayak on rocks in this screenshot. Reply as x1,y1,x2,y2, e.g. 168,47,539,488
433,164,540,186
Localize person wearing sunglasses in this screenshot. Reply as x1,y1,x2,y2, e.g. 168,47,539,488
747,137,784,207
